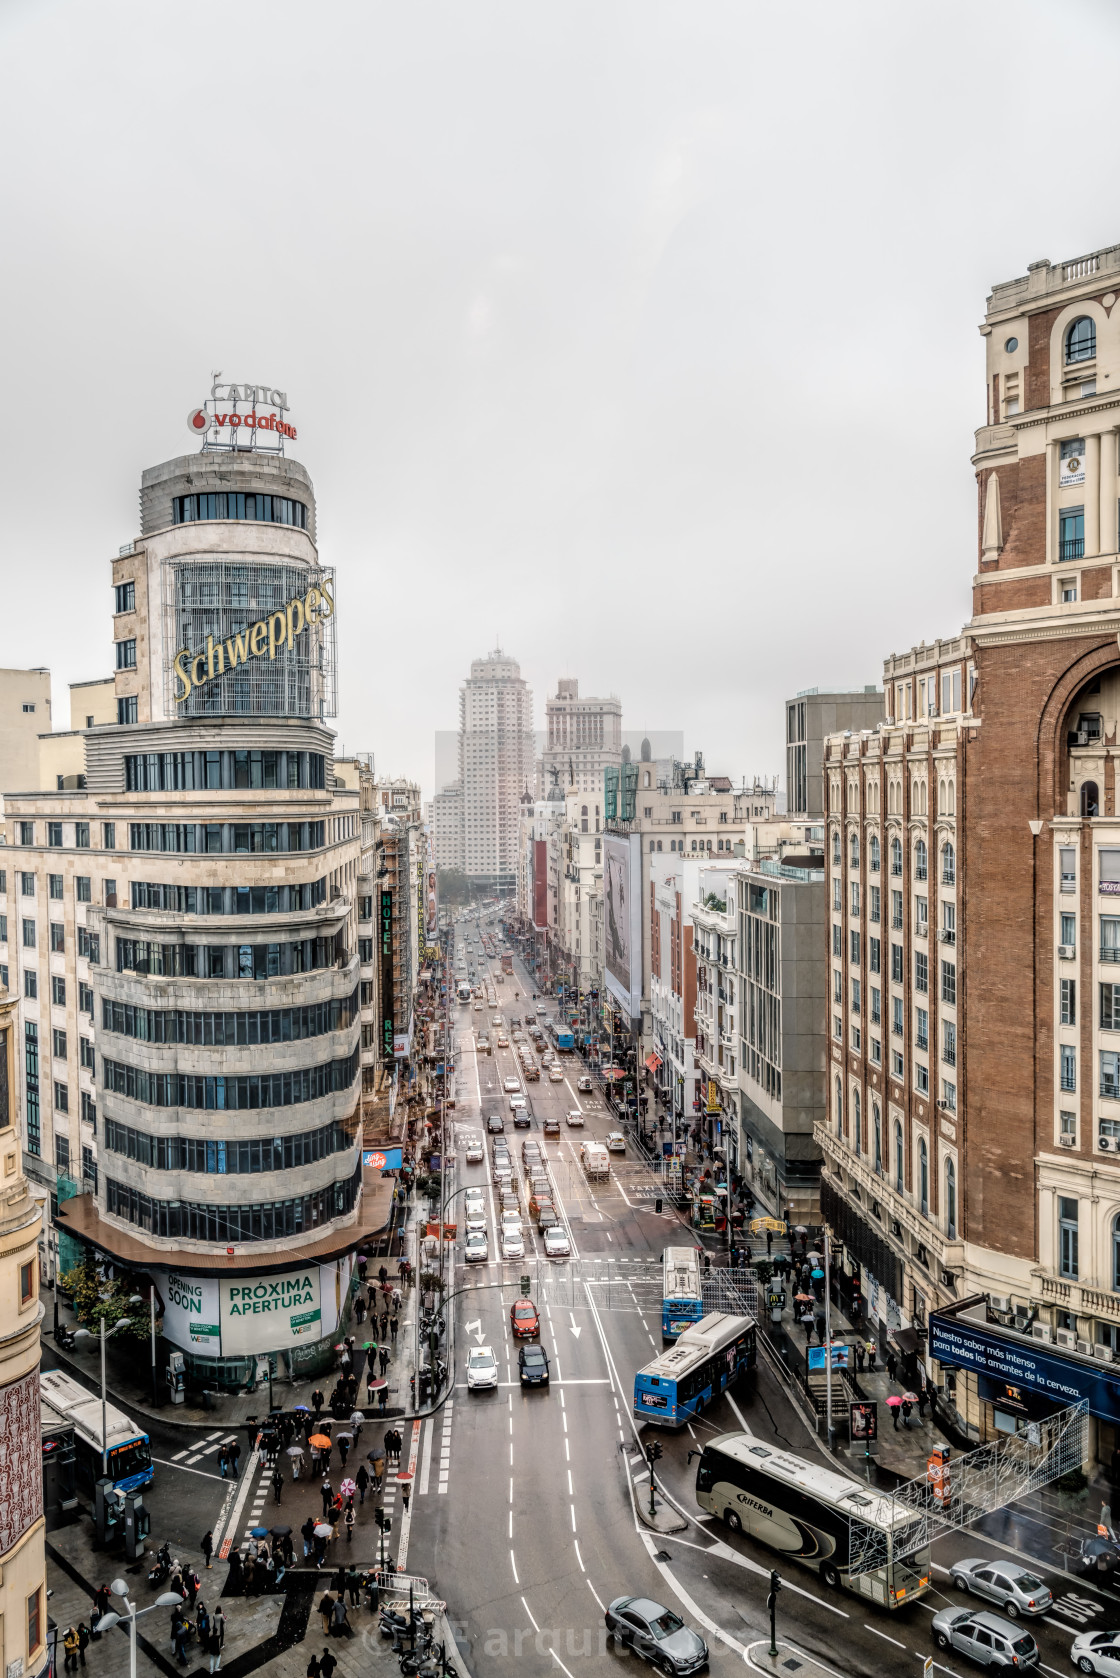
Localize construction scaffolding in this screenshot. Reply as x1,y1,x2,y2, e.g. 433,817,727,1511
847,1398,1089,1575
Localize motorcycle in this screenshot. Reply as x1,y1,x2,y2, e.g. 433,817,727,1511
147,1543,173,1587
380,1605,422,1639
56,1324,77,1352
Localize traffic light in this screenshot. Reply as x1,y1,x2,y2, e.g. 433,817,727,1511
768,1570,781,1603
376,1509,393,1535
646,1441,663,1465
520,1274,531,1295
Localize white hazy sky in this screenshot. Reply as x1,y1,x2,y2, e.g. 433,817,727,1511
3,1,1120,798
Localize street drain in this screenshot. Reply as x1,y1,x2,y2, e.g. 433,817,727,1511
654,1550,671,1562
782,1662,802,1673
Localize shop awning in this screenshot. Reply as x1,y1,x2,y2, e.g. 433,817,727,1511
601,1067,628,1081
645,1053,662,1073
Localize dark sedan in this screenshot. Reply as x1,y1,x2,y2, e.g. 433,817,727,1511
518,1343,550,1386
604,1597,707,1675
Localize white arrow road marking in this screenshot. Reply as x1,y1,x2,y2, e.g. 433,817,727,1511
569,1312,582,1339
465,1318,484,1341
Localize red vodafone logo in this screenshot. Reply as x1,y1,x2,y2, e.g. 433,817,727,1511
187,408,210,434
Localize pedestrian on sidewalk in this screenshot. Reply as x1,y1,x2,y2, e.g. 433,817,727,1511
378,1346,390,1376
891,1401,900,1431
217,1446,228,1479
866,1339,877,1372
271,1468,284,1504
366,1364,377,1405
345,1504,355,1544
918,1382,929,1419
332,1596,353,1640
63,1628,80,1673
378,1384,388,1414
321,1476,334,1516
900,1398,914,1429
885,1348,897,1381
318,1592,334,1635
390,1315,399,1345
312,1388,325,1417
401,1480,411,1514
301,1516,315,1559
201,1529,214,1569
229,1441,241,1479
801,1314,813,1344
76,1624,90,1668
306,1658,321,1678
372,1453,385,1491
337,1437,349,1469
356,1464,370,1504
319,1651,338,1678
207,1626,223,1674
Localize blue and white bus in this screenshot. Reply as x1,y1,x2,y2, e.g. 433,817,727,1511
661,1245,704,1339
40,1367,153,1498
634,1312,756,1428
546,1019,575,1053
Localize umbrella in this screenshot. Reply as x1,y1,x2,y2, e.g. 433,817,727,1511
367,1378,386,1390
350,1411,365,1426
340,1478,357,1496
807,1249,822,1261
270,1525,291,1537
794,1292,814,1303
293,1404,310,1413
885,1395,902,1408
251,1526,269,1538
335,1430,354,1442
309,1433,332,1449
902,1391,919,1404
811,1268,824,1280
396,1472,413,1484
313,1522,333,1537
286,1446,305,1457
794,1225,808,1235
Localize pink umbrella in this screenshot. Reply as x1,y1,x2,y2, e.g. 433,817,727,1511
340,1477,357,1496
885,1394,902,1408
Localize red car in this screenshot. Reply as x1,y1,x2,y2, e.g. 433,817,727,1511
509,1297,540,1339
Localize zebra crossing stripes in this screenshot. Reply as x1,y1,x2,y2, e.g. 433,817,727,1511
438,1400,453,1495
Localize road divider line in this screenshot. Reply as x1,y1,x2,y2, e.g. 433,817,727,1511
395,1418,422,1573
419,1413,433,1495
214,1444,261,1559
865,1625,906,1648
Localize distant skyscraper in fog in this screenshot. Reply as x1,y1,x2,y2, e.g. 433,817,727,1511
538,679,622,795
441,648,534,889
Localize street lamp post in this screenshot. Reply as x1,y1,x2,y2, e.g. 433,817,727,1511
98,1585,184,1678
73,1317,133,1473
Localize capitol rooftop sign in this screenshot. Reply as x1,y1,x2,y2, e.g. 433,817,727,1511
187,372,296,453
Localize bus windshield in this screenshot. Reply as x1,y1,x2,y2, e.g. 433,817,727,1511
110,1438,152,1481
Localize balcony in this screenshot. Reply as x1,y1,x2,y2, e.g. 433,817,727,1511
1060,538,1085,562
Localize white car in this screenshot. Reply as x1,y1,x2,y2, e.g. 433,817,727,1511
466,1345,499,1390
464,1230,488,1263
464,1205,488,1234
465,1139,484,1163
605,1131,626,1153
536,1004,546,1014
501,1229,526,1260
509,1094,527,1112
1070,1630,1120,1675
565,1109,585,1127
541,1050,555,1065
549,1067,564,1082
473,1002,483,1011
504,1076,520,1093
464,1189,486,1213
543,1225,571,1258
497,1035,510,1048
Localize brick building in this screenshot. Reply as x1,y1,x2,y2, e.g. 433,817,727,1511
820,241,1120,1459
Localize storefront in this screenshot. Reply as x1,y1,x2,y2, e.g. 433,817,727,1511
930,1307,1120,1467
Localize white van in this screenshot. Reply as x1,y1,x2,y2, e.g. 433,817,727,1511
580,1142,610,1181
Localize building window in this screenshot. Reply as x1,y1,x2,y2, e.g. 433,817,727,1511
75,822,89,849
835,1075,843,1136
47,822,62,848
1104,917,1120,964
834,1014,843,1040
79,982,93,1015
1060,1196,1080,1278
832,877,842,911
103,821,116,849
115,580,135,613
892,1048,904,1078
1060,506,1085,563
1060,847,1076,893
24,971,37,999
891,890,902,930
28,1588,43,1662
871,1037,882,1065
870,985,881,1025
850,929,860,965
942,1079,956,1114
76,875,91,903
1060,977,1076,1025
18,822,33,846
941,960,957,1006
50,922,65,953
1066,317,1096,364
20,1259,34,1306
832,831,841,867
914,840,928,881
48,874,62,900
1101,1050,1120,1100
832,923,842,957
919,1138,929,1215
873,1104,882,1174
890,838,902,877
915,952,929,994
916,1006,929,1051
849,833,860,870
118,695,138,725
892,995,904,1037
916,896,928,936
21,918,35,949
853,1088,862,1154
943,1019,956,1065
850,881,860,916
917,1062,929,1095
52,1028,66,1060
115,638,137,670
81,1090,96,1128
52,976,66,1005
869,936,881,974
1061,1044,1077,1092
1061,1109,1076,1140
80,1036,95,1071
54,1081,68,1114
870,885,880,923
945,1158,957,1238
869,835,880,872
833,969,843,1003
852,979,861,1015
1062,579,1078,603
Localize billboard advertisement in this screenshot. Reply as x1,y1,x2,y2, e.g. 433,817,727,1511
425,834,439,945
161,1272,222,1351
930,1311,1120,1424
219,1267,323,1357
603,832,642,1021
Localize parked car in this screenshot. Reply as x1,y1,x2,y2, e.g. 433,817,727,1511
930,1608,1038,1670
604,1598,707,1676
949,1559,1053,1617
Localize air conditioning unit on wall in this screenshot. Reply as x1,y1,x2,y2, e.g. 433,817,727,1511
1093,1343,1114,1363
1032,1323,1053,1342
1055,1327,1077,1348
1059,1135,1076,1147
1058,945,1075,959
1100,1136,1116,1152
989,1294,1011,1314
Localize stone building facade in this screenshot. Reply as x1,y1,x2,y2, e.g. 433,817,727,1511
820,241,1120,1458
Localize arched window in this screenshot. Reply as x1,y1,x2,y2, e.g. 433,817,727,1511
895,1121,904,1193
945,1157,957,1239
850,832,860,870
643,771,651,787
1082,781,1100,818
942,841,956,885
919,1139,929,1217
835,1076,843,1138
832,831,841,867
915,839,928,881
869,834,880,872
656,839,662,852
873,1104,882,1175
890,837,902,877
581,804,588,834
1066,316,1096,364
853,1088,862,1155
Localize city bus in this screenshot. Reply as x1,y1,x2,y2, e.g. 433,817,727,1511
662,1245,704,1338
39,1367,153,1498
457,981,471,1003
694,1432,931,1608
501,951,513,974
633,1312,755,1427
546,1019,575,1053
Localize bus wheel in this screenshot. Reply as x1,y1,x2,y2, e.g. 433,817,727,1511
724,1509,742,1533
820,1562,841,1589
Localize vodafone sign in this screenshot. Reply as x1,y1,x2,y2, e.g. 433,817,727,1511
189,374,297,451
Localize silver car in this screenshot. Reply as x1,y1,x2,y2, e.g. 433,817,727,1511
931,1608,1038,1669
949,1558,1053,1617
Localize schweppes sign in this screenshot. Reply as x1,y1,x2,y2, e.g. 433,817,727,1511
173,578,334,704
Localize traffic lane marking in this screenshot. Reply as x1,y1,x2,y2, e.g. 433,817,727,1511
152,1456,224,1480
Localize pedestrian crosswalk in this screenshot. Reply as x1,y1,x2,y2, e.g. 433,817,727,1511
171,1429,227,1468
438,1400,453,1495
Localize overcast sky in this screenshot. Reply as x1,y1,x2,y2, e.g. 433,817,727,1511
3,1,1120,798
